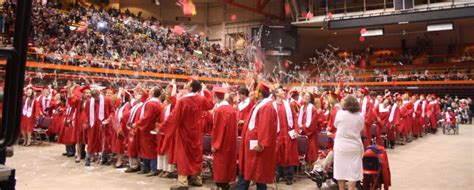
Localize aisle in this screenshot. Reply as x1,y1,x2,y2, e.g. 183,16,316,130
388,124,474,190
8,124,474,190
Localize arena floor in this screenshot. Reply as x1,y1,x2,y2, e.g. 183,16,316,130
9,124,474,190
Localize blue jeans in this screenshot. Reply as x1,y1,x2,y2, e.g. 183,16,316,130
236,175,267,190
142,158,157,172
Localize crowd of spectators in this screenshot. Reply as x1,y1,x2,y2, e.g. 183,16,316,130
371,67,472,82
1,1,251,78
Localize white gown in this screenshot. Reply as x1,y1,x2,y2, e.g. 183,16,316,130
333,110,365,181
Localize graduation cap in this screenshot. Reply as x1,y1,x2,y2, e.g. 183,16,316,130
213,86,227,99
258,82,272,94
328,91,341,100
290,89,299,97
79,85,91,93
32,86,43,93
358,87,369,95
103,86,116,93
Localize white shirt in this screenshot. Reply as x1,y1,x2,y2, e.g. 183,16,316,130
334,110,365,152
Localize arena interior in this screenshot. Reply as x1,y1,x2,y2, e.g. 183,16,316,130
0,0,473,190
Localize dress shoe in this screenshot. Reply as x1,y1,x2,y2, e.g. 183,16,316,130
67,153,75,157
84,159,91,167
137,170,150,174
62,152,69,156
146,171,159,177
114,163,124,168
125,167,140,173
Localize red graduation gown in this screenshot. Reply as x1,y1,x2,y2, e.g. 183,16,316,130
399,101,414,136
412,101,423,136
275,102,299,166
68,95,87,144
327,105,341,133
158,96,176,155
360,96,374,146
211,103,238,183
429,101,440,129
388,104,401,141
160,91,214,176
21,97,36,133
111,102,131,154
240,100,278,184
301,105,320,163
84,96,114,154
127,102,143,158
136,99,163,160
201,111,213,134
47,101,62,135
56,103,76,145
238,98,256,136
373,104,390,146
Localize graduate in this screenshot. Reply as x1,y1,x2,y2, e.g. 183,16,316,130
133,87,163,176
157,81,177,178
211,86,238,190
21,87,37,146
373,98,391,146
237,86,255,136
299,92,320,164
159,80,214,187
111,88,133,168
273,85,299,185
125,87,148,172
399,93,414,144
388,97,401,149
68,84,90,163
238,82,278,190
84,89,114,166
356,87,374,147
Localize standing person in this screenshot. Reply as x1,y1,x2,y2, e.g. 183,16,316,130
387,97,401,149
159,80,214,187
237,86,255,136
412,94,422,138
399,93,414,144
333,95,364,190
326,92,342,133
84,89,114,166
69,85,90,163
237,82,278,190
133,87,163,176
36,88,52,119
428,95,441,133
100,87,117,165
288,90,301,114
125,88,148,173
274,86,299,185
298,92,320,165
373,99,391,146
55,93,75,157
211,87,238,190
356,87,374,147
21,87,36,146
111,89,132,168
157,82,177,178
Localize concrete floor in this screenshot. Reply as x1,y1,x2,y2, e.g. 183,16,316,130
8,124,474,190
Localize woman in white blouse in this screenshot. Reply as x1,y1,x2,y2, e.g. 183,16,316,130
333,95,365,190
